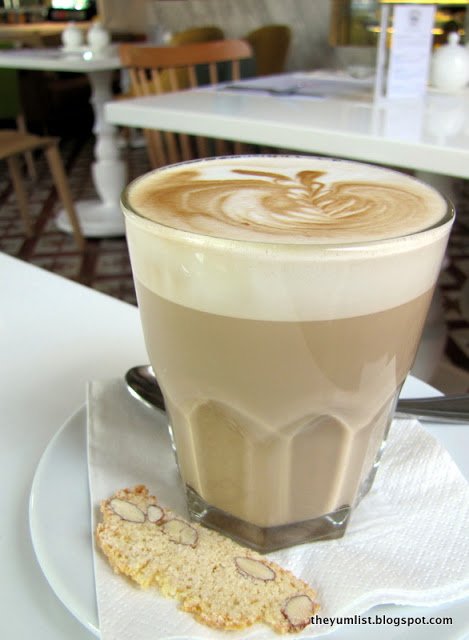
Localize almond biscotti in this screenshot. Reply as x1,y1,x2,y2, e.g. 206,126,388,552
96,485,320,634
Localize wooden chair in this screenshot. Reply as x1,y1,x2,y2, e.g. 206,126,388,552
0,41,36,180
168,26,225,46
245,24,291,76
0,130,85,250
119,39,253,168
116,27,225,149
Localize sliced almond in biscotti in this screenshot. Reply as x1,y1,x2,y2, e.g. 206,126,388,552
235,556,276,581
109,498,145,523
162,518,198,547
282,594,317,630
147,504,165,524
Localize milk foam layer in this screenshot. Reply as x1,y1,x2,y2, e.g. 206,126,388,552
123,156,453,321
127,156,446,243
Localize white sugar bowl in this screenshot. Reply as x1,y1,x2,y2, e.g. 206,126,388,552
87,21,111,55
61,22,83,51
430,32,469,91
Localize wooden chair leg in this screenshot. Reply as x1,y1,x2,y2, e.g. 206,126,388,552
16,114,37,181
44,142,85,251
179,133,193,161
7,155,33,236
195,135,209,158
145,129,165,168
234,141,251,155
215,139,229,156
164,131,179,165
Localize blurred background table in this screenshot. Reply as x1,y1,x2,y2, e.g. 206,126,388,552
0,46,126,237
0,22,91,48
105,71,469,187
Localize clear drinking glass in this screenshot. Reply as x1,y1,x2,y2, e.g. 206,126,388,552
121,156,454,552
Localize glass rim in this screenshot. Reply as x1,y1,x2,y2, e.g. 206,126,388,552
121,155,455,250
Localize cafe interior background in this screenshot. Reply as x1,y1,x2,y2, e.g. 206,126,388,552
1,0,468,391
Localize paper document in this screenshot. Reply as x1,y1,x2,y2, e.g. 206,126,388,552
219,73,373,100
386,4,435,98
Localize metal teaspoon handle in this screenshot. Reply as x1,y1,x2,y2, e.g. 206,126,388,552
396,395,469,423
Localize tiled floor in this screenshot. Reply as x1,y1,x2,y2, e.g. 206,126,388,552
1,134,468,393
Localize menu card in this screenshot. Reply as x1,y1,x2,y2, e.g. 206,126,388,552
386,4,435,98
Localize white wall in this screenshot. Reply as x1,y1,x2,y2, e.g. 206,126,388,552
99,0,334,71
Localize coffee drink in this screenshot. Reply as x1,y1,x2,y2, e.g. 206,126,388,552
122,156,453,551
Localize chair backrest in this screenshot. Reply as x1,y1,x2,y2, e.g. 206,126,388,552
169,26,225,46
0,41,21,120
245,24,291,76
119,39,253,167
120,39,252,89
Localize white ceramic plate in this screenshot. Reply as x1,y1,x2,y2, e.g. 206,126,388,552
29,377,469,639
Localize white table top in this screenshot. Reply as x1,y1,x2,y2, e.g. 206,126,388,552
0,254,147,638
1,252,468,639
104,72,469,179
0,46,126,239
0,46,121,72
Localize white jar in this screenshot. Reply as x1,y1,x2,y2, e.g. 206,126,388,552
430,32,469,91
61,22,83,51
87,21,111,55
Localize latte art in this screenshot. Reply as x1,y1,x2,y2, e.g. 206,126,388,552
128,158,446,243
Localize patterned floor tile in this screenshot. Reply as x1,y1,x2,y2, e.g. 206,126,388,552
31,254,82,278
0,236,25,253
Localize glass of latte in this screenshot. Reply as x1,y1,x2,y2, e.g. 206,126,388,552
121,155,453,552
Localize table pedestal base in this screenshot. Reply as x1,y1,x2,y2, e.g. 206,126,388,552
56,200,125,238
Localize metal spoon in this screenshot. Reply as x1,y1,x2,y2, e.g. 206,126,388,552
126,364,165,411
125,365,469,424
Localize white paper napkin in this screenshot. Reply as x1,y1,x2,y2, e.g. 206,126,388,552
87,379,469,639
